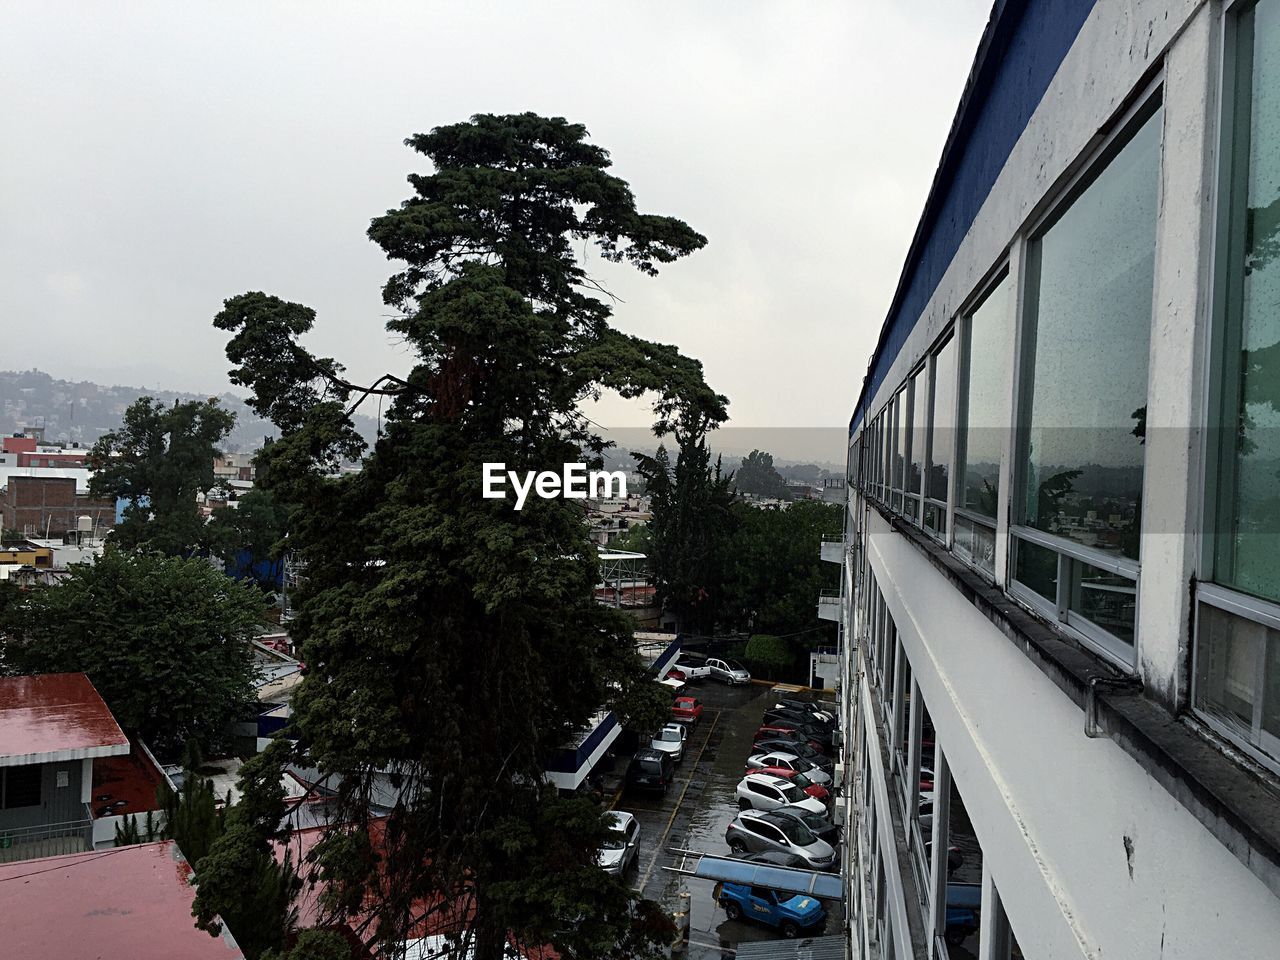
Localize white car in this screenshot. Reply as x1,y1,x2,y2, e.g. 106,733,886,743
745,751,833,786
651,723,687,763
598,811,641,875
672,653,713,682
735,773,826,815
707,657,751,685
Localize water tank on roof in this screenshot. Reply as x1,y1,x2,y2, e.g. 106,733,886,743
77,515,93,533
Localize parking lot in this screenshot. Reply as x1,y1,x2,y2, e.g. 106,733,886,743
613,681,843,958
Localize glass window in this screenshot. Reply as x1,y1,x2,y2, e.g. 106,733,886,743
2,765,42,809
943,777,982,959
1212,0,1280,605
1014,537,1059,606
928,335,958,536
908,371,926,498
1195,602,1280,761
1069,560,1137,645
892,388,908,503
1019,104,1162,562
954,515,996,576
959,273,1012,522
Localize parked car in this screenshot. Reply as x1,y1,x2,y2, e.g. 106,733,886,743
725,808,837,871
735,773,826,815
707,657,751,685
742,765,829,802
754,724,825,753
731,848,809,869
672,653,712,682
772,805,841,847
763,708,835,737
754,738,833,770
627,748,675,795
745,751,833,786
757,716,833,748
598,811,640,875
672,695,703,725
715,881,827,937
651,723,687,763
774,698,836,724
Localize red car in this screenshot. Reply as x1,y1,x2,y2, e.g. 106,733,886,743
742,765,830,802
754,725,823,753
673,696,703,725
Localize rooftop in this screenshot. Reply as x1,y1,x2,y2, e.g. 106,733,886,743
0,673,129,767
0,840,245,960
91,746,169,820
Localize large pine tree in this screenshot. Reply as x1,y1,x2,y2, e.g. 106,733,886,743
213,113,725,959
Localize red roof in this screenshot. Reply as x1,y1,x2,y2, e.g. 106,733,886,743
0,673,129,765
0,840,245,959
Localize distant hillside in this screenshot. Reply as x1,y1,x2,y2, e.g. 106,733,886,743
0,369,378,453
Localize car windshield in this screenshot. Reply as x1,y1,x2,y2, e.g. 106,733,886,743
723,659,745,671
656,729,680,742
792,773,814,789
780,783,806,803
791,757,813,773
776,819,816,845
601,828,627,850
639,759,663,775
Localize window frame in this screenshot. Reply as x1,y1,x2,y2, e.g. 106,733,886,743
1008,79,1166,671
952,262,1011,577
923,327,958,542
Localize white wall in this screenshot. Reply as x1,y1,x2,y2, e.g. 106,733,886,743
866,508,1280,958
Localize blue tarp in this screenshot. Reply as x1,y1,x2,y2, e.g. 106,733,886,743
689,855,844,901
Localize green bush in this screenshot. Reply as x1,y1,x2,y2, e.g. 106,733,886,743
743,634,793,681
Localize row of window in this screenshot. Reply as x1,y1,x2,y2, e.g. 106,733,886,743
850,0,1280,772
856,568,1024,958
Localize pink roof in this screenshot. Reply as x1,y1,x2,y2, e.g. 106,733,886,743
0,841,245,959
0,673,129,766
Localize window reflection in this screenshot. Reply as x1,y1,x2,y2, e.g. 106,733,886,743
1020,105,1162,562
961,274,1012,521
1215,0,1280,604
1015,537,1058,604
931,336,957,503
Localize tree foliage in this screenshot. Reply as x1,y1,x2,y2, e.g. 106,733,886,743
208,487,289,589
212,113,721,959
733,449,791,501
191,742,299,960
0,549,263,752
742,634,794,680
634,441,736,635
721,500,842,637
88,396,236,555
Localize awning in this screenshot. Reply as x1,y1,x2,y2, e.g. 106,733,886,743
734,936,847,959
662,851,844,901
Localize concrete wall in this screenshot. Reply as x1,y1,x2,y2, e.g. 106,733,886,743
863,507,1280,958
0,760,87,832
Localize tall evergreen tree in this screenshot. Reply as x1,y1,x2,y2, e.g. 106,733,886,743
212,113,725,959
88,396,236,554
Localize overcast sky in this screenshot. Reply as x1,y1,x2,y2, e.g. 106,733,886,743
2,1,990,450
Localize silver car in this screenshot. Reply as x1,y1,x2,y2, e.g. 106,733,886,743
598,811,640,875
746,751,833,786
707,657,751,685
725,809,837,871
651,723,687,763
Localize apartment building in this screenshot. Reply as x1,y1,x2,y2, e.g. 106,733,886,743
835,1,1280,957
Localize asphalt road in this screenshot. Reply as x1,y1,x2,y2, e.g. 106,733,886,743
612,681,843,959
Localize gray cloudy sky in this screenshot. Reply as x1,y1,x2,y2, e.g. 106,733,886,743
2,1,990,450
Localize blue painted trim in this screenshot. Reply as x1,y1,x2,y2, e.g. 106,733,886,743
851,0,1096,434
545,712,620,775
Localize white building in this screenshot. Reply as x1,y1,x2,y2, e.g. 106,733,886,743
835,1,1280,958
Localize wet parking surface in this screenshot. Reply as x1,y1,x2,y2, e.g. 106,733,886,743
612,682,843,958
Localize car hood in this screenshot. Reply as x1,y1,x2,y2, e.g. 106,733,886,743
792,795,827,814
651,741,681,753
805,768,832,785
598,847,626,869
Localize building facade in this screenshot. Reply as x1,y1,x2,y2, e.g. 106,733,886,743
836,1,1280,958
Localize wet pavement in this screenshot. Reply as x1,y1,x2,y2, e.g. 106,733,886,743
611,682,844,959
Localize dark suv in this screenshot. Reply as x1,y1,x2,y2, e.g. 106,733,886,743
627,748,675,795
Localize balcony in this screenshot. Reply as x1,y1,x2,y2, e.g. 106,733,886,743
0,805,93,864
817,589,841,622
820,534,846,564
